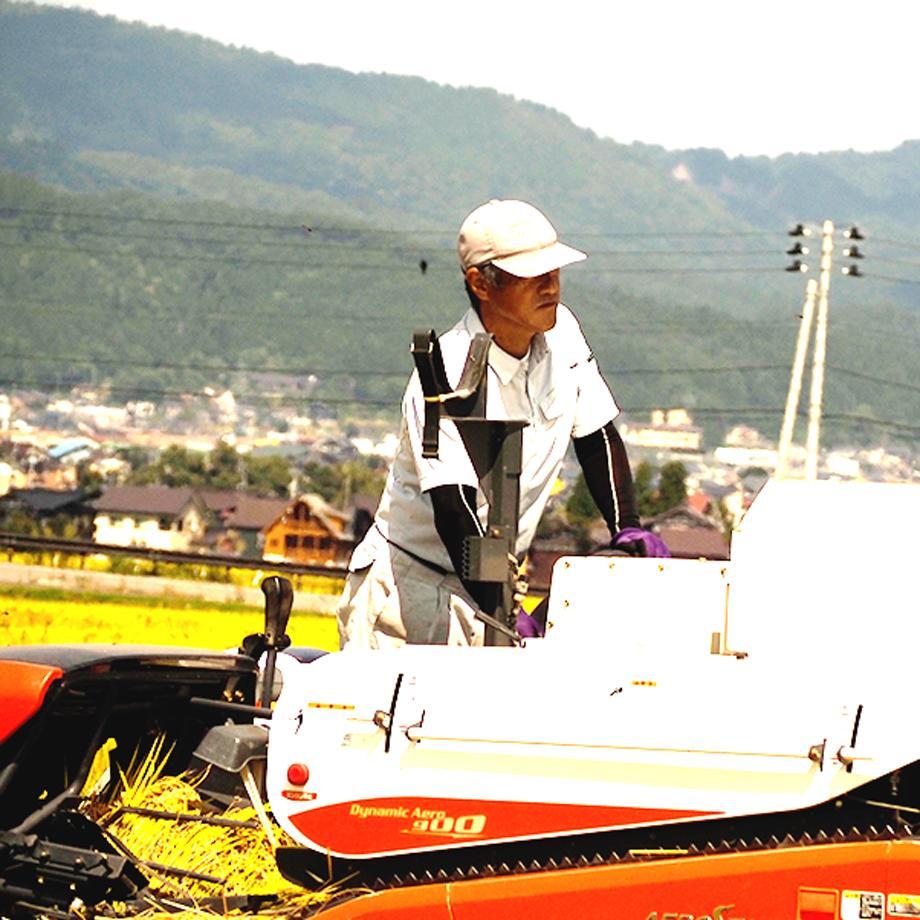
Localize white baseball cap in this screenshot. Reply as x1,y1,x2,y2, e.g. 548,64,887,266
457,199,587,278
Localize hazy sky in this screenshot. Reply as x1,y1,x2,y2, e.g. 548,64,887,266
30,0,920,158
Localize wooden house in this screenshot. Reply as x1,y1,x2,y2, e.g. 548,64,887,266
261,495,353,566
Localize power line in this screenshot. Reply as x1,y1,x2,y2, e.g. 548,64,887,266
828,365,920,394
0,238,421,270
0,351,800,381
587,248,782,257
1,297,917,347
3,354,915,400
4,375,917,436
0,225,787,259
0,296,785,325
821,413,920,436
0,375,397,407
573,230,786,239
627,406,920,435
2,296,708,329
0,350,410,378
0,206,355,235
865,254,920,269
579,266,790,274
615,364,788,375
0,223,442,255
0,205,791,241
0,299,808,338
0,238,800,275
0,297,451,325
862,271,920,285
870,235,920,254
8,208,920,278
831,319,920,348
6,349,911,398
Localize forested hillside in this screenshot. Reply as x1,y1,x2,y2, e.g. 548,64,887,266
3,1,919,313
2,172,916,447
0,1,917,447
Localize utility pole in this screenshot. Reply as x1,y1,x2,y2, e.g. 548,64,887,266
775,278,818,479
804,220,835,479
776,221,864,480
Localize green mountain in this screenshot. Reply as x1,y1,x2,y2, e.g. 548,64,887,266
653,142,920,236
0,1,917,449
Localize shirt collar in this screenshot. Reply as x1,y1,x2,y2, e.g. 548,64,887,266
460,308,543,385
490,341,527,385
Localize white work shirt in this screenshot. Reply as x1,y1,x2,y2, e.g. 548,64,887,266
350,304,619,574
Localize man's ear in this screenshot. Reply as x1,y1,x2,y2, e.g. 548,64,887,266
465,266,490,300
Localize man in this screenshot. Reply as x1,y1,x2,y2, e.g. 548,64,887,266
338,199,666,649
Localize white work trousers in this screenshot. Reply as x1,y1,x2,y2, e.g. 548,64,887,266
336,544,483,649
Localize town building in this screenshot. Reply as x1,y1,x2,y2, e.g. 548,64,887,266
92,485,210,551
261,495,353,567
621,409,703,453
0,487,93,537
0,461,28,496
642,502,730,560
198,490,288,558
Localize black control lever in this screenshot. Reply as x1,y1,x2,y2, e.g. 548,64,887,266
239,576,293,707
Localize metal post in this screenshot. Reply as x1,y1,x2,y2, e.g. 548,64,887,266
775,278,818,480
411,331,525,646
804,220,834,480
474,423,523,647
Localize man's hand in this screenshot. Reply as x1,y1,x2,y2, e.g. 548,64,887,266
515,606,544,638
612,527,671,558
511,557,543,637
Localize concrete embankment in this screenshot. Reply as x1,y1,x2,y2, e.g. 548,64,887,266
0,562,341,614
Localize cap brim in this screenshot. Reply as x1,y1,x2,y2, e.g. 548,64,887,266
491,241,587,278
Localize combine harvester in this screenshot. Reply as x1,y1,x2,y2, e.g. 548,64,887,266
267,476,920,918
1,318,918,918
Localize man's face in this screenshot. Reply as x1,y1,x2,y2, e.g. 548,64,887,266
472,266,561,357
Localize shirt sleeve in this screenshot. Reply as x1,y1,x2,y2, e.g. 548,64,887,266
403,370,479,492
573,420,640,535
565,310,619,438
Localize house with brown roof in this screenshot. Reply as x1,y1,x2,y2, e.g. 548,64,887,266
641,503,730,560
528,530,582,593
91,485,358,563
261,495,353,567
0,487,94,538
198,490,288,558
92,485,209,551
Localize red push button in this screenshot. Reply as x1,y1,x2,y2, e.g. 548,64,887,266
287,763,310,786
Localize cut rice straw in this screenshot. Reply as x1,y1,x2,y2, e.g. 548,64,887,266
83,736,356,917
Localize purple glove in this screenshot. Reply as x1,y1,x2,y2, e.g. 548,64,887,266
613,527,671,558
515,607,544,638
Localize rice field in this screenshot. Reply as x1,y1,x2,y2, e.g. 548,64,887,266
2,586,344,915
0,550,345,598
1,581,549,916
0,585,339,650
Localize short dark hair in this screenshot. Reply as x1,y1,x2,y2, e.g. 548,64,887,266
464,262,506,312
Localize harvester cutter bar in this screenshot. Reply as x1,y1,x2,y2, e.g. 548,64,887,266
277,793,918,893
0,826,147,911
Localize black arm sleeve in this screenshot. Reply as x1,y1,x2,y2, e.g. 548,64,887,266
572,420,641,538
428,483,494,610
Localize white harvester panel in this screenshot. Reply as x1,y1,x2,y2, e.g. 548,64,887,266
544,556,729,662
264,479,920,862
727,479,920,677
